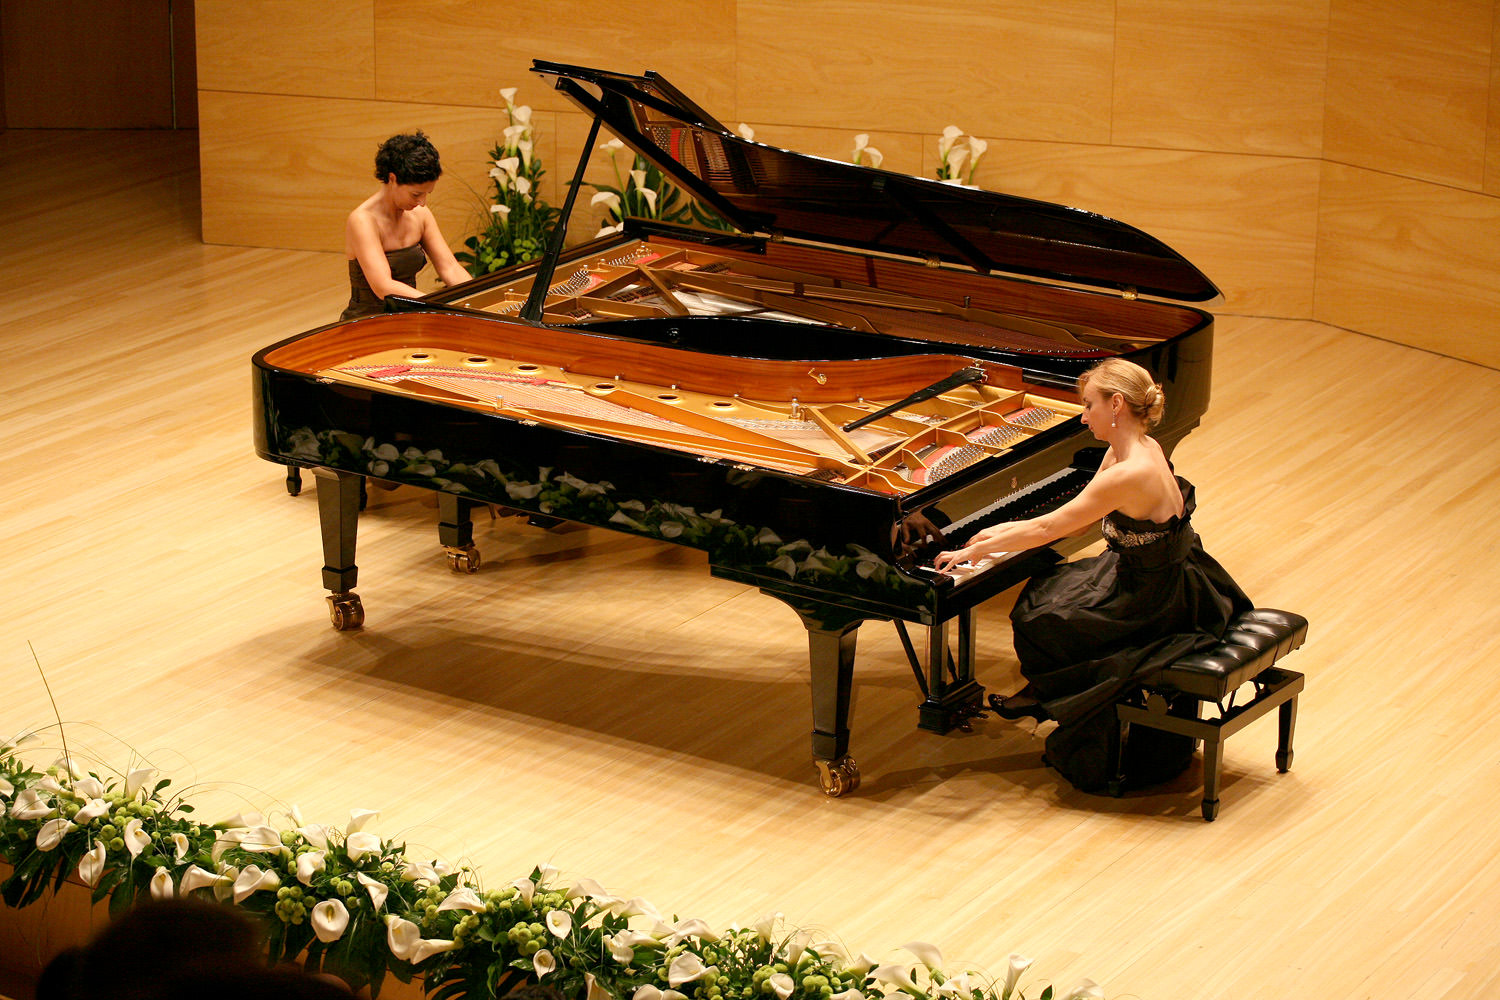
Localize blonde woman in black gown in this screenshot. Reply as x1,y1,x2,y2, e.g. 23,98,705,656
933,358,1251,791
342,131,470,320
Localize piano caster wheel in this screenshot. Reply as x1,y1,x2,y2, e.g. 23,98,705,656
446,545,481,573
327,593,364,631
286,465,302,496
815,756,861,797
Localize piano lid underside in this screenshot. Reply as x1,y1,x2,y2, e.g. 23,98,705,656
311,341,1082,497
447,238,1166,358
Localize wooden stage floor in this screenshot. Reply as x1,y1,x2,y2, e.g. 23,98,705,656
2,128,1499,999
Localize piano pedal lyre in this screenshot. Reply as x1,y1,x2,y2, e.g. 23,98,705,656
326,592,365,631
815,756,861,797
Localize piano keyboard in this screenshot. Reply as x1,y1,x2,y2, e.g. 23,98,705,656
923,464,1094,579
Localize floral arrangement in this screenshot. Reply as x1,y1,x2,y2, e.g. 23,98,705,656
0,730,1104,1000
935,128,987,186
585,136,732,237
456,88,561,276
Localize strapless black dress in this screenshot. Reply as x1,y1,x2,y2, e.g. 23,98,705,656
340,243,427,321
1009,478,1252,791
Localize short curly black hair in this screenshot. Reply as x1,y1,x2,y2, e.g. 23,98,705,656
374,131,443,185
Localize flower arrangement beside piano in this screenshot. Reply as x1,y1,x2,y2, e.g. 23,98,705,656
456,88,561,276
0,731,1097,999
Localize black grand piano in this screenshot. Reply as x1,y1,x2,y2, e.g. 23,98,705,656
253,60,1219,795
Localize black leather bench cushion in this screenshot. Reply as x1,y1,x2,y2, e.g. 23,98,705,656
1154,608,1309,700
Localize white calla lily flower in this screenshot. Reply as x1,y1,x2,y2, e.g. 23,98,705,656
546,908,572,939
752,911,783,941
831,991,866,1000
150,867,174,900
123,818,151,858
357,871,389,910
939,125,963,156
598,137,625,154
515,176,532,197
519,139,534,166
439,886,486,913
736,123,755,140
171,832,191,862
75,798,109,824
640,188,658,214
179,864,229,895
312,898,351,943
345,831,381,863
901,942,944,970
630,169,647,192
533,948,557,978
297,823,330,849
510,877,536,905
668,918,719,945
1002,953,1033,998
347,808,379,833
124,767,157,799
591,191,621,212
76,775,106,799
568,877,608,899
769,973,795,1000
501,87,517,104
296,850,327,886
503,124,526,146
669,954,717,987
232,864,279,903
872,965,919,992
513,105,533,125
12,788,55,820
946,147,969,176
491,203,511,217
0,776,12,797
585,973,612,1000
78,843,108,887
498,157,520,179
386,916,456,963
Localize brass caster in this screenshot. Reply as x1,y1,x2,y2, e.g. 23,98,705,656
327,592,365,631
445,544,481,573
814,756,861,797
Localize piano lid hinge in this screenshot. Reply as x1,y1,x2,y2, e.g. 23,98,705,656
924,255,941,268
1121,285,1139,300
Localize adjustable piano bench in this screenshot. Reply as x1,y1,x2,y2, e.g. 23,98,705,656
1111,608,1307,821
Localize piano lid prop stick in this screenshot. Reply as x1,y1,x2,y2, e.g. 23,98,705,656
521,115,604,322
841,366,986,433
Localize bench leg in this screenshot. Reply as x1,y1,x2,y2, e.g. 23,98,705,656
1200,737,1223,822
1277,695,1298,773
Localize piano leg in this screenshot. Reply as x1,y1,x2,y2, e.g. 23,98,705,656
314,468,364,630
437,493,481,573
769,594,871,797
916,610,986,733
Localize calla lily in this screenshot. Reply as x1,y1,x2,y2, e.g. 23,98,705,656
53,755,85,780
782,928,811,966
214,865,238,902
1002,953,1033,999
171,832,191,862
591,191,621,213
37,821,74,851
545,908,572,939
768,973,795,1000
1059,981,1103,1000
220,811,264,828
123,818,152,858
232,864,279,903
607,929,656,962
503,124,526,146
901,942,944,970
515,177,532,197
0,776,12,797
864,146,884,169
75,797,109,824
634,988,688,1000
312,898,351,943
568,877,608,899
666,918,719,945
402,860,442,884
298,823,330,850
438,886,486,913
385,916,458,964
179,864,229,895
491,204,511,217
501,87,517,104
150,867,174,900
533,948,556,978
347,808,379,833
753,911,783,941
296,850,327,885
357,871,389,910
497,156,520,179
240,825,284,852
640,188,658,214
38,775,62,793
831,991,865,1000
513,105,533,125
630,169,647,192
668,954,718,988
872,965,920,993
12,788,55,820
345,831,381,863
939,125,963,156
510,877,536,905
736,123,755,140
843,953,878,978
124,767,157,799
76,775,106,799
77,842,108,886
966,137,987,170
946,146,969,177
585,973,612,1000
598,137,625,155
519,138,534,166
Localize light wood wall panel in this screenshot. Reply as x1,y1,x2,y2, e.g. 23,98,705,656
1324,0,1492,189
195,1,376,100
1112,0,1330,157
373,0,738,116
1489,9,1500,194
736,0,1116,144
1315,161,1500,368
979,142,1321,317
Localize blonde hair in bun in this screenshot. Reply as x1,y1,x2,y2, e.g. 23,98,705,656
1077,358,1166,429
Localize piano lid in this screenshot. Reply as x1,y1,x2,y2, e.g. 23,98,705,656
533,60,1220,303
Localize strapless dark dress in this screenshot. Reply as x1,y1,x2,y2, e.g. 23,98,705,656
340,244,427,320
1009,478,1252,791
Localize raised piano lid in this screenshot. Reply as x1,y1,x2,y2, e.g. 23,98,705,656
532,60,1221,304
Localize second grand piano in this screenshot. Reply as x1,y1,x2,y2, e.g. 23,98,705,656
253,60,1220,795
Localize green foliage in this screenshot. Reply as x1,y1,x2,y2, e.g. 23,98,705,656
582,138,733,236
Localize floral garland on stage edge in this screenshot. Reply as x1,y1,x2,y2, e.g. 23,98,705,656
0,732,1100,1000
